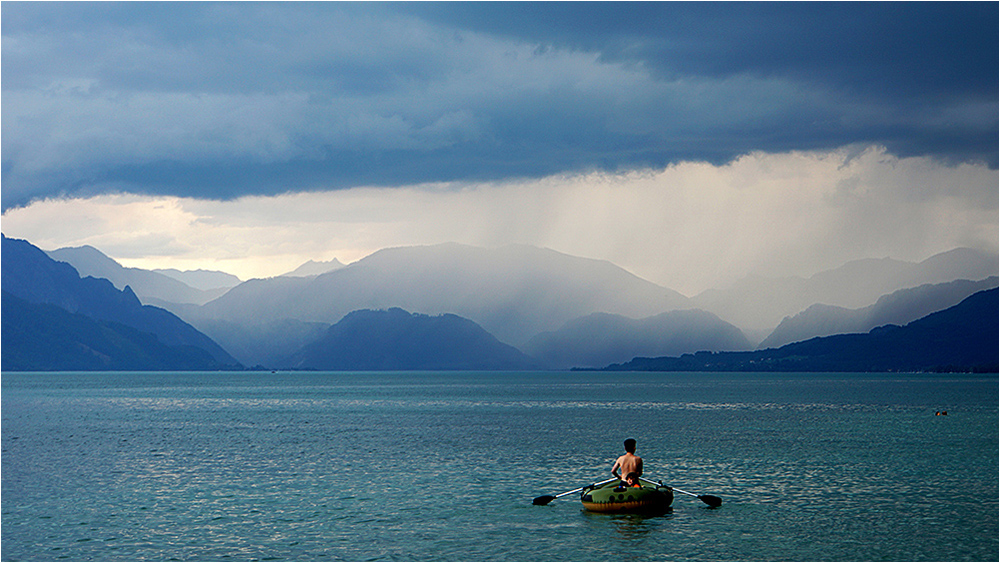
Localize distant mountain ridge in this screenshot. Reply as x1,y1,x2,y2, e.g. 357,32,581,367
46,245,232,305
607,289,998,373
523,309,752,369
280,259,346,278
197,243,691,347
759,276,999,348
692,248,997,333
2,235,240,370
288,308,537,370
152,268,241,291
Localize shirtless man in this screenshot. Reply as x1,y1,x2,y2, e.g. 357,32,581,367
611,438,643,485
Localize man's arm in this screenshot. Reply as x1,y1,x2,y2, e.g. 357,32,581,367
611,458,622,478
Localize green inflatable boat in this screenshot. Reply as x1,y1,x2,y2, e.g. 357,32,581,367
580,479,673,513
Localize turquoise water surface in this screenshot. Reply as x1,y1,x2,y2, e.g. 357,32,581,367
2,371,997,561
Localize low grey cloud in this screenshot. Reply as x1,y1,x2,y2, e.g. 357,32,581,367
2,2,996,210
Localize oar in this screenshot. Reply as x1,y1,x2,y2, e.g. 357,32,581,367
640,477,722,508
532,477,619,505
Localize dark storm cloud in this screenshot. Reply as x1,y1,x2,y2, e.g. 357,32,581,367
2,2,996,209
401,2,999,157
404,2,996,96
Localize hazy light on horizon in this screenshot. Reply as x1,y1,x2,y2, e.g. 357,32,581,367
2,145,995,296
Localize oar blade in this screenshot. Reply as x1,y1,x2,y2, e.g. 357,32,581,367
699,494,723,508
532,495,557,506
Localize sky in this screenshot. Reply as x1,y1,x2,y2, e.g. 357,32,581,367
2,2,997,296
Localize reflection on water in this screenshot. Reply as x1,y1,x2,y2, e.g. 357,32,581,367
582,508,676,540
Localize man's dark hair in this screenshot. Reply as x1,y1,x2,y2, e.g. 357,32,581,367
624,438,636,452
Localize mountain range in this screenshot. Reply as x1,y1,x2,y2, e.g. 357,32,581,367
606,288,998,373
184,242,995,366
2,235,240,370
46,245,238,306
759,276,998,348
6,234,997,372
195,243,691,342
691,248,996,337
179,243,696,366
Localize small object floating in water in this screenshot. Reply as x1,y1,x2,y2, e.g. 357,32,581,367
936,411,948,416
579,480,673,514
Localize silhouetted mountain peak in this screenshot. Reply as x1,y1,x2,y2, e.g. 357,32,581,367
47,243,234,305
288,307,537,370
281,258,346,278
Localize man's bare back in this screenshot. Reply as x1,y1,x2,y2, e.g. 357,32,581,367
611,438,642,481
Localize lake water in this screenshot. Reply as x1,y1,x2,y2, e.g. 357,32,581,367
2,371,997,561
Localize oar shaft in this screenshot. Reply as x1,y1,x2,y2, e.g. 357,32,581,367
671,486,701,498
639,476,681,490
555,477,618,499
639,477,720,505
534,477,620,505
639,477,693,495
